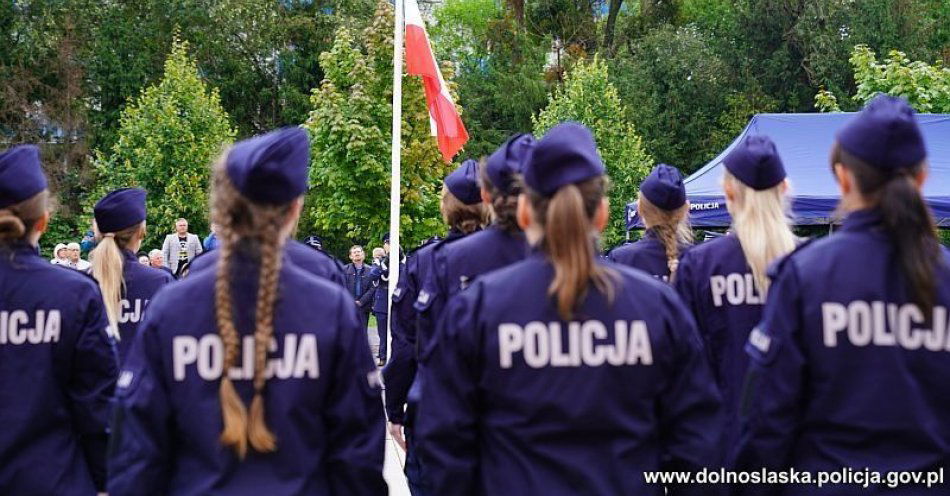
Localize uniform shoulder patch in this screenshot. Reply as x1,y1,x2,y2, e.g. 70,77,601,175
745,326,780,365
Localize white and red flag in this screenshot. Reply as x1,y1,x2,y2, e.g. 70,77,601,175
403,0,469,163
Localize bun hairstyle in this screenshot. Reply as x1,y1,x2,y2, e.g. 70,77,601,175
834,95,938,314
722,135,796,295
481,133,535,234
0,145,49,246
210,127,310,458
523,122,617,320
442,159,489,234
638,164,692,281
0,192,48,245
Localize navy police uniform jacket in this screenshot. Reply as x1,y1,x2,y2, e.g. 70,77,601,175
0,243,118,495
116,250,174,361
733,210,950,494
674,233,764,450
382,232,460,424
107,253,386,496
608,230,690,282
433,225,530,299
416,254,723,495
188,239,346,288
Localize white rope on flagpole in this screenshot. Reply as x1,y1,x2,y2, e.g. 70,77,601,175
386,0,404,363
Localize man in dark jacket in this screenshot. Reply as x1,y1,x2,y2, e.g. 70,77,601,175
344,245,376,335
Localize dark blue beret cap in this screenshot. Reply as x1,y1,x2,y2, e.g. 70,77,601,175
226,127,310,205
0,145,47,209
444,159,482,205
524,122,605,197
640,164,686,210
836,94,926,170
723,134,786,190
382,232,390,243
486,133,535,194
94,188,147,233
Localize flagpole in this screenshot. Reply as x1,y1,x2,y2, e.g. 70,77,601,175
386,0,404,362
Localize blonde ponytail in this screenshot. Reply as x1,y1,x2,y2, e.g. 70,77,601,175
211,151,289,457
90,224,144,333
637,192,692,282
529,177,616,320
724,170,796,295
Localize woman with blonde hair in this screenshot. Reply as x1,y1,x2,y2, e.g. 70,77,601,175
610,164,692,282
108,128,386,495
674,134,797,453
417,122,721,495
0,145,117,494
90,188,173,360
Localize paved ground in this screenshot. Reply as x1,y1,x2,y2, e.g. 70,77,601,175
370,326,412,496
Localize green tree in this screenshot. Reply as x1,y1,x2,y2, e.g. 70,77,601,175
302,1,457,255
533,57,652,246
92,40,236,250
815,45,950,113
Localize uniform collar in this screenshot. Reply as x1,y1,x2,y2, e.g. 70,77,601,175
122,249,138,262
6,241,40,257
641,229,658,240
841,208,885,233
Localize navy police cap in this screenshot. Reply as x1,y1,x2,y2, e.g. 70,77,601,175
227,127,310,205
94,188,147,233
524,122,605,197
836,94,926,170
445,159,482,205
0,145,47,209
723,135,786,191
640,164,686,211
486,133,535,194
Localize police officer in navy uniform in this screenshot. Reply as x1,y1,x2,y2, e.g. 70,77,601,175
90,188,175,362
431,133,534,300
609,164,692,282
0,145,118,495
108,128,386,495
370,232,402,366
383,159,487,494
734,95,950,494
187,226,346,288
416,122,722,496
673,135,797,455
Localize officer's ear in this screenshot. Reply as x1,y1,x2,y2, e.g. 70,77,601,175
914,165,928,191
593,197,609,233
480,188,492,205
516,194,532,230
833,163,852,195
723,179,736,204
34,211,49,234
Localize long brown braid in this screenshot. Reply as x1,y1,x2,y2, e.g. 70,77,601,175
211,152,289,457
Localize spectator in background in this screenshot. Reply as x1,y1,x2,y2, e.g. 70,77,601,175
137,253,150,266
80,228,96,254
149,249,175,278
65,242,90,271
161,218,202,278
372,247,385,265
51,243,69,265
203,223,219,252
344,245,375,335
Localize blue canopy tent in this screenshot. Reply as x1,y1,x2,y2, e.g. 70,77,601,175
626,113,950,229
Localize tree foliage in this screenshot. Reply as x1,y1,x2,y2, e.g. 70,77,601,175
302,0,456,255
93,40,236,250
533,57,652,246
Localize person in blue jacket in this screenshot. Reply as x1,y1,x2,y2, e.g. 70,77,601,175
609,164,692,282
370,232,403,366
673,134,797,454
0,145,118,495
383,159,487,495
416,122,722,496
734,95,950,494
187,227,346,288
107,127,386,496
90,188,175,362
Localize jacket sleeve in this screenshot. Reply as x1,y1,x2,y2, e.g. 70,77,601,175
382,261,418,423
193,234,203,256
358,273,376,307
70,287,119,491
325,292,388,495
107,312,172,496
161,236,172,269
415,287,482,496
732,261,806,477
656,290,723,495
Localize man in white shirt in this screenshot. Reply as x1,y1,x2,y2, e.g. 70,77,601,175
161,218,202,277
65,242,90,271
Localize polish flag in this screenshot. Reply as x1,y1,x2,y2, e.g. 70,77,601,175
404,0,469,163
